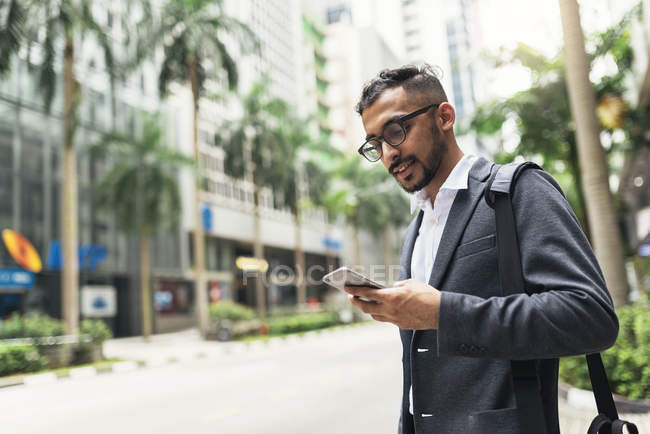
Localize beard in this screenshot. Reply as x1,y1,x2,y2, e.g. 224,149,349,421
394,126,447,193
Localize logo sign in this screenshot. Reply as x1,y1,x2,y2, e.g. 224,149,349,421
2,229,42,273
0,268,35,289
81,285,117,317
201,205,212,232
235,256,269,272
46,241,108,271
322,237,342,250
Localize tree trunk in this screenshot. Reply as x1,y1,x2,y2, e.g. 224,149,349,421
140,228,152,340
559,0,629,307
383,223,395,284
189,55,209,335
294,211,306,309
61,36,79,333
252,181,266,317
352,223,361,268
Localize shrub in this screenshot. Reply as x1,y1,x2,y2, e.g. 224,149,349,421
268,312,338,336
0,313,66,339
80,319,113,344
560,295,650,400
0,344,46,377
209,301,257,322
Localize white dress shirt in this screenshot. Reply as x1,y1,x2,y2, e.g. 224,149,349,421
408,154,476,415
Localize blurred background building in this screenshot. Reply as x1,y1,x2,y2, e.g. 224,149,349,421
1,0,648,336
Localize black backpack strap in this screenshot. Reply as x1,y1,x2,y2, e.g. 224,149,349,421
487,161,638,434
487,162,547,434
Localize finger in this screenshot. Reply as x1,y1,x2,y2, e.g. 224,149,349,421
344,285,378,295
344,286,383,302
348,295,382,314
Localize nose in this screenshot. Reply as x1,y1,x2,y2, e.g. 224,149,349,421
381,141,400,167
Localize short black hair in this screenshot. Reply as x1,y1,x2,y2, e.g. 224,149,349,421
355,64,448,115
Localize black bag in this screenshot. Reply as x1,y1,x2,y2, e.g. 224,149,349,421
484,162,638,434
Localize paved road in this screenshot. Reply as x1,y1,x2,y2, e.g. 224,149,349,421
3,322,648,433
1,324,403,434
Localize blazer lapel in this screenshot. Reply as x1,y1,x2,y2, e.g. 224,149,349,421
428,157,493,289
398,210,423,281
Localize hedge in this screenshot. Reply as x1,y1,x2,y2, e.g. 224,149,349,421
0,344,46,376
268,312,338,335
209,301,257,322
559,295,650,400
0,313,65,339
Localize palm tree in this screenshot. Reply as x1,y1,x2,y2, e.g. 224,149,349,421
91,112,194,339
149,0,256,333
277,116,333,308
558,0,629,306
0,0,25,76
322,155,410,277
219,79,298,317
18,0,118,332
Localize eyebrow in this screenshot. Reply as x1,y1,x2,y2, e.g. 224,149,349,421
364,114,405,141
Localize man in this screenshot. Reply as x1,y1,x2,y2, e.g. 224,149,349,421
344,64,618,433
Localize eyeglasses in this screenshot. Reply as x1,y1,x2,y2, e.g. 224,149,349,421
358,104,439,162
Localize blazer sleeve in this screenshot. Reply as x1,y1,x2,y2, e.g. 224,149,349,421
436,169,619,359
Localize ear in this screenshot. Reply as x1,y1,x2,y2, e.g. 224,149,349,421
437,102,455,132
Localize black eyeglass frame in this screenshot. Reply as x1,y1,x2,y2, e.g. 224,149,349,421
358,103,439,162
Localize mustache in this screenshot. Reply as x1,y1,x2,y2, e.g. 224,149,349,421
390,157,415,175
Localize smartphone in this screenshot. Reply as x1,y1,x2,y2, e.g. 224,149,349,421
322,266,384,303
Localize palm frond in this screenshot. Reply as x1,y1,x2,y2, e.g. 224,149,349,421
0,0,26,75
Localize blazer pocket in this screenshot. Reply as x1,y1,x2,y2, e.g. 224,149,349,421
468,407,520,434
455,234,496,260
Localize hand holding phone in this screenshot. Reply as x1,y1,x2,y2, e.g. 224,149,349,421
322,266,384,303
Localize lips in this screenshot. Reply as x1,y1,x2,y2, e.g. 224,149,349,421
393,160,415,179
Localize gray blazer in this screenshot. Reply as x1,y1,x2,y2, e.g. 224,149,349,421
397,157,618,434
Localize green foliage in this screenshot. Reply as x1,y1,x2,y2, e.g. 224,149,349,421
0,344,46,377
91,111,193,235
220,77,323,213
80,319,113,344
0,0,26,76
0,313,66,339
268,312,337,335
560,295,650,399
469,4,645,236
152,0,257,98
322,154,410,235
209,301,257,322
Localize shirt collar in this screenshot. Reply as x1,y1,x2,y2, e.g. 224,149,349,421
409,154,477,214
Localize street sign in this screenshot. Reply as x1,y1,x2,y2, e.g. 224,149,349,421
0,268,35,289
81,285,117,317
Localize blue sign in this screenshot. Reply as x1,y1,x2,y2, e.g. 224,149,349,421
322,237,342,250
640,244,650,257
46,241,108,271
202,205,212,231
0,268,35,288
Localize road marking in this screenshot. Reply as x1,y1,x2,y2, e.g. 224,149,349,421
112,361,138,373
24,373,57,386
69,367,97,379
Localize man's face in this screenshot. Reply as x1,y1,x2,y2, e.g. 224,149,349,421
361,87,447,193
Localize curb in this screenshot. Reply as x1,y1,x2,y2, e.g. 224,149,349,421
0,323,373,390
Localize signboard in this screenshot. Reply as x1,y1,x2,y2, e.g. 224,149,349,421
202,205,213,231
81,285,117,317
322,236,342,250
2,229,42,273
0,268,35,289
46,241,107,271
